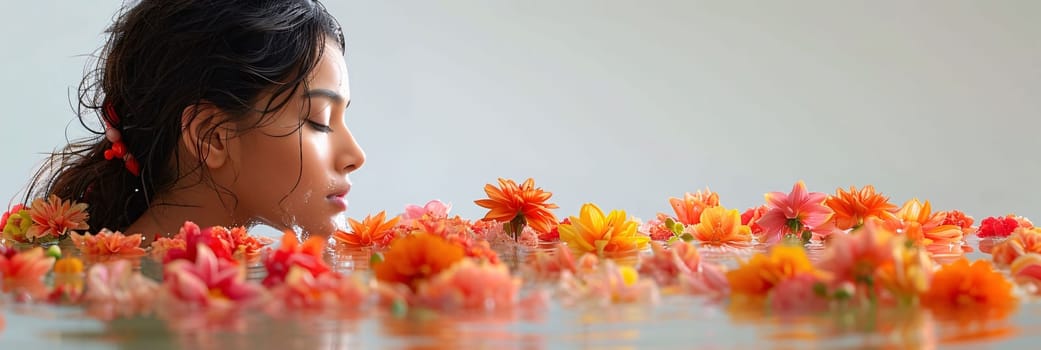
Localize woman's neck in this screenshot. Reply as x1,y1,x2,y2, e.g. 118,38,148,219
125,183,243,241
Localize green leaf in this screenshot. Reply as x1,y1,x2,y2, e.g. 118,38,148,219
370,252,384,265
680,233,694,242
46,245,62,259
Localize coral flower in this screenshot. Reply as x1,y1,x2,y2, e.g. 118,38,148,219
920,259,1015,319
667,188,720,225
163,244,262,307
25,195,90,242
977,216,1021,238
163,221,235,264
1010,253,1041,295
818,220,897,285
150,236,187,261
474,178,559,235
270,265,368,311
557,203,650,259
639,214,674,241
824,185,898,230
691,206,752,247
940,210,975,234
726,245,816,297
888,199,963,245
373,233,465,290
214,226,273,261
262,231,330,287
876,242,934,303
414,259,520,311
991,227,1041,266
741,205,768,236
529,243,600,279
70,230,146,257
0,247,55,290
559,259,660,305
769,273,830,313
756,181,833,243
333,211,401,248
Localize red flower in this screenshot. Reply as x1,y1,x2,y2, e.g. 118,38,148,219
262,231,330,288
164,222,235,264
978,216,1020,238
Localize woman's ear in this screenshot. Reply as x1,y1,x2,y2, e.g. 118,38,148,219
180,103,232,169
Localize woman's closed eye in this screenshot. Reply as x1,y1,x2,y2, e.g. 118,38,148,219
306,119,333,133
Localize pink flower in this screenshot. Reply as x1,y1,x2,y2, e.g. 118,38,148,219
163,221,235,264
638,241,729,296
640,214,675,241
70,230,146,257
528,243,599,279
149,236,187,261
768,273,830,313
262,231,331,288
818,220,896,285
25,195,90,242
1010,253,1041,295
414,259,520,311
162,244,262,308
401,200,452,225
83,260,160,320
756,180,833,244
559,259,660,305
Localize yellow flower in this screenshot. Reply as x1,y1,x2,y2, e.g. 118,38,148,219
726,245,816,297
53,257,85,275
2,209,33,242
558,203,649,258
692,206,752,246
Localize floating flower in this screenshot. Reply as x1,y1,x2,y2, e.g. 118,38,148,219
69,230,146,257
163,221,235,264
741,205,768,237
412,214,500,264
557,203,649,259
977,215,1021,238
83,259,160,320
939,210,975,235
1010,253,1041,295
333,211,401,248
373,233,465,290
150,236,186,261
818,220,896,286
528,243,599,280
474,178,559,237
1,204,32,242
559,259,660,305
268,265,368,311
991,227,1041,266
876,240,934,304
262,230,330,288
401,200,451,225
25,194,90,242
214,226,273,262
414,259,520,311
162,244,262,308
667,188,719,225
53,257,84,275
768,273,830,313
691,206,752,247
756,180,833,244
726,245,816,297
824,185,898,231
0,246,55,288
639,214,675,241
888,199,963,245
920,259,1015,320
638,241,729,296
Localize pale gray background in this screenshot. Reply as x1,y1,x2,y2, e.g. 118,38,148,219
2,0,1039,226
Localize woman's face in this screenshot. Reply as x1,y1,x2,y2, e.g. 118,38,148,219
227,41,365,237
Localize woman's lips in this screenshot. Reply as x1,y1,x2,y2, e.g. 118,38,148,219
327,193,348,211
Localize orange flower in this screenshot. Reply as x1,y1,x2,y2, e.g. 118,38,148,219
667,188,720,225
940,210,975,234
921,259,1015,319
691,206,752,246
373,233,465,290
991,227,1041,266
557,203,649,259
887,199,963,245
25,195,90,242
726,245,816,297
824,185,898,231
474,178,559,235
333,211,401,248
1010,253,1041,295
69,230,146,257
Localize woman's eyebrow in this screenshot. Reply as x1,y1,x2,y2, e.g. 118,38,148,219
304,88,347,104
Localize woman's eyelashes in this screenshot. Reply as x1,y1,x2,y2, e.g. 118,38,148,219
306,119,333,133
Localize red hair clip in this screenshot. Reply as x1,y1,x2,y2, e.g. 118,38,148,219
102,101,141,176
